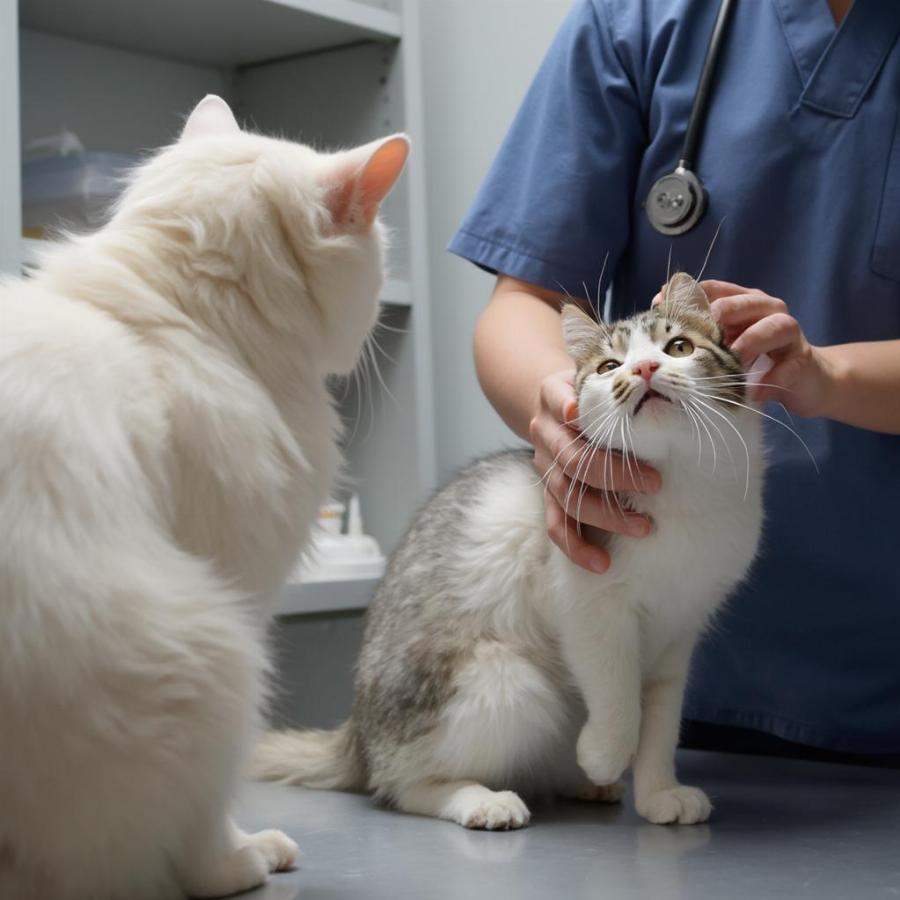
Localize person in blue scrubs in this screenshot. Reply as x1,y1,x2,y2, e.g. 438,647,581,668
450,0,900,761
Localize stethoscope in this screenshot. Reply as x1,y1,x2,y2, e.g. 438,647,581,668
645,0,737,236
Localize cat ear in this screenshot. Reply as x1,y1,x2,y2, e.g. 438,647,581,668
664,272,710,312
324,134,410,231
561,303,604,366
181,95,240,142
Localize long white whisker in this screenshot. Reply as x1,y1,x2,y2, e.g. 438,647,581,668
688,394,752,500
563,414,619,551
561,413,615,530
532,398,617,489
694,216,725,286
687,397,718,472
690,397,737,470
679,399,705,467
595,250,610,313
693,390,819,473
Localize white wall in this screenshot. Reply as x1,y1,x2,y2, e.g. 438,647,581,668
418,0,571,480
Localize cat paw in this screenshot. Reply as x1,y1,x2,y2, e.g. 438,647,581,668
576,726,635,786
244,829,300,872
561,779,625,804
183,845,270,898
636,785,712,825
458,791,531,831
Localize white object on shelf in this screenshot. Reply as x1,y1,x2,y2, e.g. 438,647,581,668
290,495,386,584
22,149,136,235
20,0,402,68
24,128,84,158
381,277,412,307
278,577,378,616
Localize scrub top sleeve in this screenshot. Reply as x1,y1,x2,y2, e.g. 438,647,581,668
448,0,646,299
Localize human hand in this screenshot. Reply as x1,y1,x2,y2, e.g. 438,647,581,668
529,369,661,574
699,281,831,416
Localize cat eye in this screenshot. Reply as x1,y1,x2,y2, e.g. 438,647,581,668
597,359,621,373
664,337,695,358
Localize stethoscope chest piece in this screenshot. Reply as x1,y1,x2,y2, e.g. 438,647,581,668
645,166,708,236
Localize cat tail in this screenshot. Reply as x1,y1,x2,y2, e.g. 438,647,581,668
251,720,365,791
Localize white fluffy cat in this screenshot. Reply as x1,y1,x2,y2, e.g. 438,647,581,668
0,95,408,898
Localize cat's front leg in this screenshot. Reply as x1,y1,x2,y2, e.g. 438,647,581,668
633,640,712,825
558,588,641,787
180,817,298,898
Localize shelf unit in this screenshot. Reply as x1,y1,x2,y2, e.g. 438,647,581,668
279,577,379,616
3,0,436,622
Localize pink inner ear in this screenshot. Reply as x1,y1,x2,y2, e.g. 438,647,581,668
357,137,410,222
327,135,410,230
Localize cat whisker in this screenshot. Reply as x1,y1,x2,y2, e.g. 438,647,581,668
574,437,607,536
687,396,738,476
686,394,752,500
687,397,718,472
619,418,638,493
531,399,616,490
372,319,410,335
678,398,703,469
693,216,725,287
563,414,617,547
596,250,610,313
692,389,819,473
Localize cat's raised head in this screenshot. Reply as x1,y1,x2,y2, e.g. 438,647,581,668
110,95,409,375
562,272,746,459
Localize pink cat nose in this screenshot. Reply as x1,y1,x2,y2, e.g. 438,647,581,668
632,360,661,382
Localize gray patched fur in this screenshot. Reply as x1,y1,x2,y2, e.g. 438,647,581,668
351,449,545,795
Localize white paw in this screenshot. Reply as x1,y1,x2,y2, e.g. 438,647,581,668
459,791,531,831
245,829,300,872
185,846,270,898
576,725,635,786
564,779,625,803
636,785,712,825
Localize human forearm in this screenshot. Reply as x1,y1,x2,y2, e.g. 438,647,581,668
473,276,573,440
816,341,900,434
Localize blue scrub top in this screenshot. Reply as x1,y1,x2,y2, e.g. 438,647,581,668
449,0,900,752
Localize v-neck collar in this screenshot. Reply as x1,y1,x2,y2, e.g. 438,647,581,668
773,0,900,117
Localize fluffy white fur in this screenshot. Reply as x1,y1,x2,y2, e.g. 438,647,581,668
0,95,408,898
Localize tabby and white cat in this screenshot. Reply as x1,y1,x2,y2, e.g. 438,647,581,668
0,95,408,898
255,273,764,829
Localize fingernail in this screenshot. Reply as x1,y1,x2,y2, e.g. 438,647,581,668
627,516,650,537
590,555,609,573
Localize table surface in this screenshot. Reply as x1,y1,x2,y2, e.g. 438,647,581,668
235,750,900,900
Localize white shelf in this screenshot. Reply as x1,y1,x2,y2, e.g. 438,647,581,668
381,277,412,307
278,577,378,616
20,0,402,68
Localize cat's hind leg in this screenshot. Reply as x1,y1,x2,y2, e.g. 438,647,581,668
386,640,570,829
395,781,531,830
